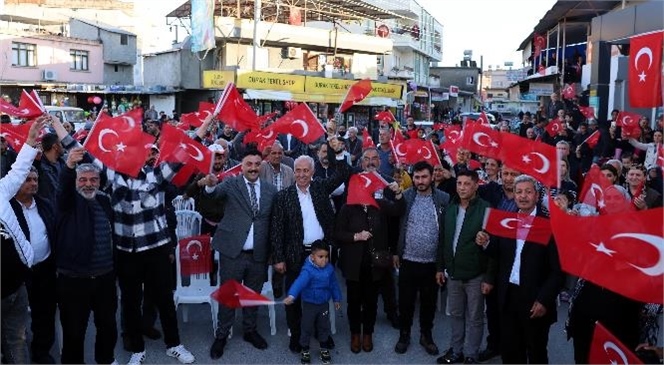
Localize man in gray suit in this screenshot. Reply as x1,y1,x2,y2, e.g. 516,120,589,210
200,148,278,360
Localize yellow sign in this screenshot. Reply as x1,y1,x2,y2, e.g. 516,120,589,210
202,70,235,89
236,71,305,93
305,76,403,99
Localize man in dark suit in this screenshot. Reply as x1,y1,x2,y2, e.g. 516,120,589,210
476,174,563,364
278,133,303,159
271,138,351,353
202,149,278,360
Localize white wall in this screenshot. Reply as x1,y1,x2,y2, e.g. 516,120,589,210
149,94,175,116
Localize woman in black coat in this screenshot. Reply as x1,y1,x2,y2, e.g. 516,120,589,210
334,183,405,354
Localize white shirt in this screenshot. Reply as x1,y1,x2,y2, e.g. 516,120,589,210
0,144,38,267
509,207,537,285
297,185,324,246
286,134,293,151
20,199,50,264
242,177,260,251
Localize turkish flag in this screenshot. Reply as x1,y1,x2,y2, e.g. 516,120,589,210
270,103,325,144
180,102,216,129
533,33,546,60
179,235,211,276
257,111,279,126
562,83,576,100
214,83,260,131
583,130,601,149
482,208,552,245
476,111,491,126
500,133,558,187
628,31,663,108
393,138,438,166
244,125,278,152
217,163,243,181
339,79,372,113
0,122,31,151
84,112,154,177
374,110,396,125
578,165,615,213
460,122,503,160
347,171,389,208
0,90,45,118
589,322,643,364
159,124,212,173
550,204,664,304
579,106,595,120
211,279,275,308
545,117,563,137
362,128,375,150
440,128,463,163
616,111,642,139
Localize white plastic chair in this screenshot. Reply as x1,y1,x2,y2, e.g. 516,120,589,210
172,195,195,211
173,245,219,335
175,210,202,240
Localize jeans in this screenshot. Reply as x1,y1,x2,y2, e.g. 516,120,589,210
1,285,29,364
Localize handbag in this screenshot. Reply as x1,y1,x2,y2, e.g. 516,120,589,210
369,243,392,269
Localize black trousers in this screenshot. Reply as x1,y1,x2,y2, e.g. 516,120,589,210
116,246,180,352
57,271,117,364
484,288,500,352
398,260,438,333
26,257,57,360
500,284,551,364
379,269,398,317
346,266,379,335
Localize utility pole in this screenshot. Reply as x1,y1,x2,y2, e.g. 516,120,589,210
478,55,483,111
252,0,261,71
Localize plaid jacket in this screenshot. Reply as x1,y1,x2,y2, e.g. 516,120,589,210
63,135,178,252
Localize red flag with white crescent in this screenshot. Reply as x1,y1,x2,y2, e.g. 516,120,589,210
550,204,664,304
214,83,260,131
211,279,275,308
179,235,212,275
545,117,563,137
346,171,389,208
270,103,325,144
616,111,642,139
83,112,154,177
482,208,552,245
158,124,213,174
500,133,559,187
628,31,663,108
589,323,643,364
339,79,372,113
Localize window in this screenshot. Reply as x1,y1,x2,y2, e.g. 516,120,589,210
466,76,475,85
114,65,119,72
120,34,128,45
11,42,37,67
70,50,89,71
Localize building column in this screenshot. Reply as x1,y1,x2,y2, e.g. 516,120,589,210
588,40,611,121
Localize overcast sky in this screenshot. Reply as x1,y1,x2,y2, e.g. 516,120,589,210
418,0,557,68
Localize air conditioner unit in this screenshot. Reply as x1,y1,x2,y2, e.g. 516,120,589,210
42,69,57,81
287,47,302,59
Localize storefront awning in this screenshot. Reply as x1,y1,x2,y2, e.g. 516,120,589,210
243,89,401,107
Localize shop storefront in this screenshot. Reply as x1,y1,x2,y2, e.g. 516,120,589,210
201,70,405,128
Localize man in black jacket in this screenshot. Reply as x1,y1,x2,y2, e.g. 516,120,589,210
55,148,117,364
271,138,350,353
476,175,563,364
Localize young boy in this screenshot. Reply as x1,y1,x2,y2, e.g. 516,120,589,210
284,240,342,364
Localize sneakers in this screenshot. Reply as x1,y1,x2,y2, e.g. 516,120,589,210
320,349,332,364
300,349,311,364
166,345,195,364
127,351,145,365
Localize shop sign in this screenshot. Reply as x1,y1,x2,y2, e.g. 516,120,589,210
529,82,554,96
305,76,402,99
449,85,459,97
236,71,305,93
202,70,235,89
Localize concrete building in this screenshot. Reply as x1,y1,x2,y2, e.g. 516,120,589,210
69,18,137,85
429,65,481,116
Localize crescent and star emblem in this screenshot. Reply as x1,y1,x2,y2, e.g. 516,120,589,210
179,142,205,161
472,132,498,148
500,218,520,230
98,128,119,153
603,341,629,365
521,152,551,174
612,233,664,276
185,239,203,261
360,174,372,188
634,47,653,82
291,120,309,138
395,143,407,157
419,147,432,160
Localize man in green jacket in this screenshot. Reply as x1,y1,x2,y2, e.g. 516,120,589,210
436,169,494,364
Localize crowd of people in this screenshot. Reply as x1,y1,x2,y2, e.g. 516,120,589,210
0,89,662,365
